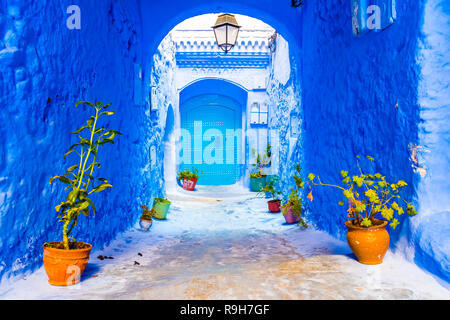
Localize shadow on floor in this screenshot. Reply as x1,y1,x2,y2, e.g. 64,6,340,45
81,263,101,282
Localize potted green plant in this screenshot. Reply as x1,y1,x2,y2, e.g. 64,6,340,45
250,144,271,192
260,175,282,213
307,155,418,265
139,205,154,231
152,197,171,219
177,168,200,191
281,165,308,227
45,100,121,286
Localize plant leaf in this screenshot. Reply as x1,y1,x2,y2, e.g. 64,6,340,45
99,138,114,145
361,218,372,227
64,149,75,158
67,165,79,172
70,126,88,135
91,183,113,193
76,101,96,108
101,111,115,116
84,198,97,215
66,187,80,204
390,218,400,229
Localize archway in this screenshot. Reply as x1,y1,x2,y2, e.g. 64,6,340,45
146,14,301,191
140,0,302,61
149,13,300,191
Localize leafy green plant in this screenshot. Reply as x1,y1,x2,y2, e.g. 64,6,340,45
154,197,171,204
251,144,271,177
282,165,307,229
260,175,281,200
307,155,418,229
140,205,154,221
48,101,122,250
177,168,200,182
250,172,265,179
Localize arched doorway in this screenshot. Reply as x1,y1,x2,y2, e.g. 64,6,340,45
179,79,247,185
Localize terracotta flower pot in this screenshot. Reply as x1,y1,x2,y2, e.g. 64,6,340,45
43,242,92,286
282,206,300,224
139,218,152,231
182,178,198,191
345,219,390,265
268,199,281,213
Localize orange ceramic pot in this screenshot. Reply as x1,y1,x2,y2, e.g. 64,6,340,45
345,219,390,265
43,242,92,286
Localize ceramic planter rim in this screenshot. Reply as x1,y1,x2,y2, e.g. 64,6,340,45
43,242,92,253
345,219,388,231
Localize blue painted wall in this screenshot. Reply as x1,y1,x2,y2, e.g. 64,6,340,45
0,0,162,281
412,0,450,282
300,0,422,240
0,0,448,284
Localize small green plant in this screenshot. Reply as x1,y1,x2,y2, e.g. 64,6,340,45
250,172,265,179
307,155,418,229
251,144,271,177
282,165,307,228
177,168,200,182
49,101,122,250
154,197,171,204
260,175,281,200
140,205,154,221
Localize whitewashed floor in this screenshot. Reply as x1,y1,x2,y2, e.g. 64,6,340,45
1,185,449,300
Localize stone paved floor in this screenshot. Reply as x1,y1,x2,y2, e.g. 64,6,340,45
1,186,449,300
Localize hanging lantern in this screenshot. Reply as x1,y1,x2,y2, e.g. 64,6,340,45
212,13,241,54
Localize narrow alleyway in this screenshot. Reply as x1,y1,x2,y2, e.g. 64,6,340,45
1,187,448,300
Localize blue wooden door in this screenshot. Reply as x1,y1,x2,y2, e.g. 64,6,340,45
180,94,242,185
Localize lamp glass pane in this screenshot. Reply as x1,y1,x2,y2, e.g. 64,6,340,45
227,25,240,45
214,25,228,46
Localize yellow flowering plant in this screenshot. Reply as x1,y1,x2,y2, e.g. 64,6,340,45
307,156,418,229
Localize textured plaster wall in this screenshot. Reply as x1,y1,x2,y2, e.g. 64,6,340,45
412,0,450,282
299,0,449,283
0,0,156,282
300,0,422,241
150,34,177,195
266,34,303,198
